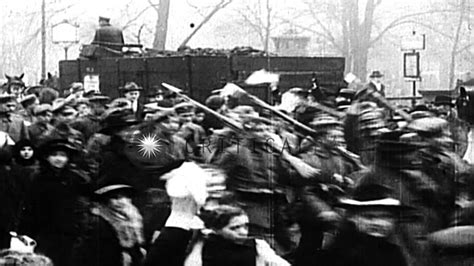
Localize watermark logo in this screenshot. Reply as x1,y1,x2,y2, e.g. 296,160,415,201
137,133,163,158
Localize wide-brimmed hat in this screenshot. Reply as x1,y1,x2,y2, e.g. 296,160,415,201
369,70,384,78
433,95,454,107
100,109,140,134
118,82,143,93
39,138,79,156
337,183,414,212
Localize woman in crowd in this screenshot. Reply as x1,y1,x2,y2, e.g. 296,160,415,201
145,196,289,266
72,180,145,266
20,138,91,266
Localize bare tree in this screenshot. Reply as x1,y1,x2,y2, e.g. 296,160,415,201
178,0,233,50
449,0,468,87
147,0,171,50
238,0,275,52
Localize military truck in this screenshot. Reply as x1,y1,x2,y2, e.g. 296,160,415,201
58,46,346,103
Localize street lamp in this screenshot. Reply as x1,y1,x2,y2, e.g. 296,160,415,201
52,20,79,60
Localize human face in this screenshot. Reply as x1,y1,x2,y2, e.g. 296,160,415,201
371,77,382,84
9,85,22,97
107,193,132,210
161,116,180,133
125,91,140,102
76,104,91,117
46,150,69,169
20,146,34,160
349,209,396,238
178,112,195,124
37,112,53,123
215,214,249,244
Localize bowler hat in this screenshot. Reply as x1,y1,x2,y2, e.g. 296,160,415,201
369,70,384,78
119,82,143,93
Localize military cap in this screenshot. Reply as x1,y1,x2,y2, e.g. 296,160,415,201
51,98,67,113
338,88,356,99
119,82,143,93
20,94,38,108
33,104,52,115
205,95,224,110
106,98,131,109
0,94,15,104
70,82,84,93
39,138,79,156
406,117,449,137
74,98,90,107
88,94,110,103
310,114,342,129
174,102,195,114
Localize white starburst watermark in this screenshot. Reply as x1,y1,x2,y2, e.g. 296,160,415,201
137,134,162,158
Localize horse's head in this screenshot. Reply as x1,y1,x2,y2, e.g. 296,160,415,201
39,72,60,91
5,73,25,96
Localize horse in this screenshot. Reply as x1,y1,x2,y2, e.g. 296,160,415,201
39,72,60,92
3,74,26,97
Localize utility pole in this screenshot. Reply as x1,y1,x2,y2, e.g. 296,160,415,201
41,0,46,79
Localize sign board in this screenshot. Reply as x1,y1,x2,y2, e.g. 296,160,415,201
83,74,100,93
52,22,78,44
404,52,420,78
401,34,425,51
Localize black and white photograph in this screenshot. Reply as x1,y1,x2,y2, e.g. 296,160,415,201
0,0,472,265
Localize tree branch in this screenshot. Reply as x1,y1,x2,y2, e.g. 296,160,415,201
369,9,459,46
178,0,233,49
122,6,154,30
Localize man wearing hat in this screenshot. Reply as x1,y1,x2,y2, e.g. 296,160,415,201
0,94,29,142
173,102,206,157
28,104,54,146
92,16,124,51
353,130,451,265
432,95,470,157
293,113,362,265
18,94,39,125
367,70,385,97
318,184,412,266
119,82,144,120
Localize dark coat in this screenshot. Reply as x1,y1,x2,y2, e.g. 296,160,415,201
317,222,407,266
145,228,259,266
20,164,91,266
71,211,144,266
144,227,192,266
92,25,124,49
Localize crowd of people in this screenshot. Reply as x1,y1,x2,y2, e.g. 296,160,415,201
0,70,473,266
